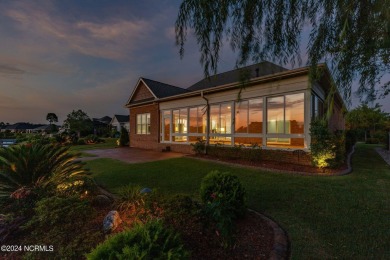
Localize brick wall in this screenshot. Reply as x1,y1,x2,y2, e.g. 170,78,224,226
129,103,159,150
132,82,154,102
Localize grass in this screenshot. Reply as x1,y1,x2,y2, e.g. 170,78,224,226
87,144,390,259
69,138,117,152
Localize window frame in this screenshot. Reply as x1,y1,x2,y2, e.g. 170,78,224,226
136,113,151,135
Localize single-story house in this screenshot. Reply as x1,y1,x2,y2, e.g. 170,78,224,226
125,61,345,154
2,123,44,133
110,115,130,132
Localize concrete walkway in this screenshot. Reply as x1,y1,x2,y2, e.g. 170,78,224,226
80,147,186,164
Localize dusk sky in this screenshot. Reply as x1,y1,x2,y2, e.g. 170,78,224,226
1,1,389,124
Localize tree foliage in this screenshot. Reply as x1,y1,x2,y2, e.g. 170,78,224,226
46,113,58,125
63,109,93,137
119,126,129,146
346,104,390,141
176,0,390,103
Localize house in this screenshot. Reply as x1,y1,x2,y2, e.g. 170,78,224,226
2,123,43,133
92,116,112,135
125,61,345,155
110,115,130,132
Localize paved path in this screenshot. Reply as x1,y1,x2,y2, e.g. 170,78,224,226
80,147,186,164
375,147,390,166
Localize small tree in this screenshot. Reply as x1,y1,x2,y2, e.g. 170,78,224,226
46,113,58,125
63,110,93,138
119,126,129,146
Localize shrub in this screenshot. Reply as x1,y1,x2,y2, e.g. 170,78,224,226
116,184,143,212
87,220,189,260
23,196,102,259
366,137,380,144
56,176,98,197
191,138,206,154
310,120,346,169
0,143,88,198
162,194,202,226
116,185,163,222
85,134,103,144
119,127,129,146
200,171,246,246
77,138,86,145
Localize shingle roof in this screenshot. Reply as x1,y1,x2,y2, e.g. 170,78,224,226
99,116,112,124
33,125,51,131
114,115,129,123
188,61,288,91
141,78,190,98
5,123,40,130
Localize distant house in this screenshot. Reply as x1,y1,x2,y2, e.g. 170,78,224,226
92,116,112,136
125,61,345,154
3,123,44,133
32,124,56,133
110,115,130,132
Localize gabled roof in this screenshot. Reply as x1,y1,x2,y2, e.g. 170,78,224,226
126,78,190,106
141,78,190,98
188,61,288,91
112,115,129,123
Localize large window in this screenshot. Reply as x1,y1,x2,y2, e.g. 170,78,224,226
210,103,232,144
189,106,207,142
136,113,150,134
234,98,263,146
172,108,188,142
159,92,306,149
267,93,304,148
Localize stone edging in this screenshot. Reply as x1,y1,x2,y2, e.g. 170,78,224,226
248,209,290,260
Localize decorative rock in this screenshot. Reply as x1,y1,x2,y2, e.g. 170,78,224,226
92,195,112,207
103,210,122,233
140,187,152,194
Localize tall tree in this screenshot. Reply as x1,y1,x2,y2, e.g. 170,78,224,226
176,0,390,103
46,113,58,125
346,104,389,141
63,109,93,138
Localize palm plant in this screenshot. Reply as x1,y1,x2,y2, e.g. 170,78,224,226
0,143,87,198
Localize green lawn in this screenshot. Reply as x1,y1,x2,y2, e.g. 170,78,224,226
87,144,390,259
69,138,117,153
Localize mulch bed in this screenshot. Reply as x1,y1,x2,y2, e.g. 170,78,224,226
190,154,348,175
165,210,274,259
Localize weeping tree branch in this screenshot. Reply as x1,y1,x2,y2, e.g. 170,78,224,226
175,0,390,104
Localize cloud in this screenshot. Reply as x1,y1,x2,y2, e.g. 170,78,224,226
3,3,153,61
0,64,25,77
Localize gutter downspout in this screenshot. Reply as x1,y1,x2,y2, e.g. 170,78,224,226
201,91,210,153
